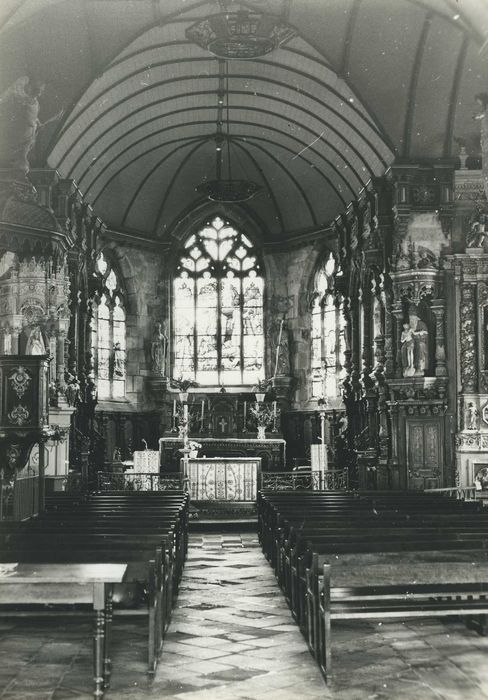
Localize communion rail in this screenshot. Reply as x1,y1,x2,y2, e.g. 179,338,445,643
97,472,183,491
424,486,478,501
261,469,348,491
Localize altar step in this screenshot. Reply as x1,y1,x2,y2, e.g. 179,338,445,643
189,501,257,533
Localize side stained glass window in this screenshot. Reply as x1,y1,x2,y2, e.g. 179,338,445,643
173,216,264,385
310,253,346,400
91,252,126,400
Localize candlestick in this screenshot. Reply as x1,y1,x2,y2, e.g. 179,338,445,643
201,399,205,420
273,401,277,417
243,400,247,424
173,399,176,417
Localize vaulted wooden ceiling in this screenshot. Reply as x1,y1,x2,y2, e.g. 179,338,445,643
0,0,487,241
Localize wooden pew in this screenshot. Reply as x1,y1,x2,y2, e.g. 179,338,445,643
306,554,488,680
258,489,488,683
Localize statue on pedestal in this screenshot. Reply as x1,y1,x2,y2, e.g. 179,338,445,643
411,310,429,376
150,322,168,376
113,341,125,377
26,326,46,355
467,207,488,249
400,322,415,377
64,372,80,407
273,318,291,376
465,402,479,431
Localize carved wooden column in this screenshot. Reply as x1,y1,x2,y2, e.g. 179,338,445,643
391,301,404,378
431,302,447,377
459,283,477,393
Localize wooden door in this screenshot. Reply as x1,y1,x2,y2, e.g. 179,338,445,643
407,419,443,490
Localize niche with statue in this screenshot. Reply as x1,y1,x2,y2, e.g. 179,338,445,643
399,300,436,378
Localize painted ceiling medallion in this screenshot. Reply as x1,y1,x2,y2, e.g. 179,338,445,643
8,404,30,426
9,366,31,398
186,11,296,60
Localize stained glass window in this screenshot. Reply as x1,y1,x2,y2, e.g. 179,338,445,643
173,216,264,385
91,252,126,400
311,253,346,400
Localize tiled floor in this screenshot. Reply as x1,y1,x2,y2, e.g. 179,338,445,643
1,533,488,699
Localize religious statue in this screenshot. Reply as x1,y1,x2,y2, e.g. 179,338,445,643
25,326,46,355
417,248,437,269
113,341,125,377
84,376,98,411
467,207,488,249
0,77,45,175
465,402,479,431
150,322,168,376
2,327,12,354
400,322,415,377
64,372,80,407
409,310,429,376
273,319,291,376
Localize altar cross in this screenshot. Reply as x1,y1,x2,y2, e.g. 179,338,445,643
218,417,228,433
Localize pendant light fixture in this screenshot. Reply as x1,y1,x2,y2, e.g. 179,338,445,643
196,61,261,203
186,8,295,61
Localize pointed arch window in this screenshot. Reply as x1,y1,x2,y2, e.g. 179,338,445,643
173,216,264,386
311,253,346,400
91,252,126,399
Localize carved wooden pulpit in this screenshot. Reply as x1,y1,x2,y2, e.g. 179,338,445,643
0,355,50,518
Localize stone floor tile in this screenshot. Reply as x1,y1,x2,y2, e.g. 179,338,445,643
175,659,236,675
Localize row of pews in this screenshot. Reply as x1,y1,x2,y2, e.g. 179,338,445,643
258,489,488,680
0,489,189,695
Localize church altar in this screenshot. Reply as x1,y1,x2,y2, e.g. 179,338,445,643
159,437,286,471
182,457,260,502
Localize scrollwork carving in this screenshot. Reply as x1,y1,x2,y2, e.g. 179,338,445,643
460,285,477,392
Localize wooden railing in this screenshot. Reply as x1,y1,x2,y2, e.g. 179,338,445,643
261,469,349,491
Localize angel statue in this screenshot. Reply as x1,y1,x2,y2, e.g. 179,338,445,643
0,76,63,176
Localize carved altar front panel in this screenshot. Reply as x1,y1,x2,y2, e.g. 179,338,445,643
183,458,260,502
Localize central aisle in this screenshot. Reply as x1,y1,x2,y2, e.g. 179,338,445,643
151,531,328,699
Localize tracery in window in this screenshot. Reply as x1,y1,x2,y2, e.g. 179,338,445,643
310,253,346,400
91,252,126,399
173,216,264,385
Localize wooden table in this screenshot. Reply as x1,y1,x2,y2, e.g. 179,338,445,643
0,563,127,699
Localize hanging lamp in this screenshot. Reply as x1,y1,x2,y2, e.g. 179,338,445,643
196,62,261,203
186,9,295,60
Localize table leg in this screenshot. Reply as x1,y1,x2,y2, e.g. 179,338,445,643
93,583,106,699
103,586,113,688
93,608,105,699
